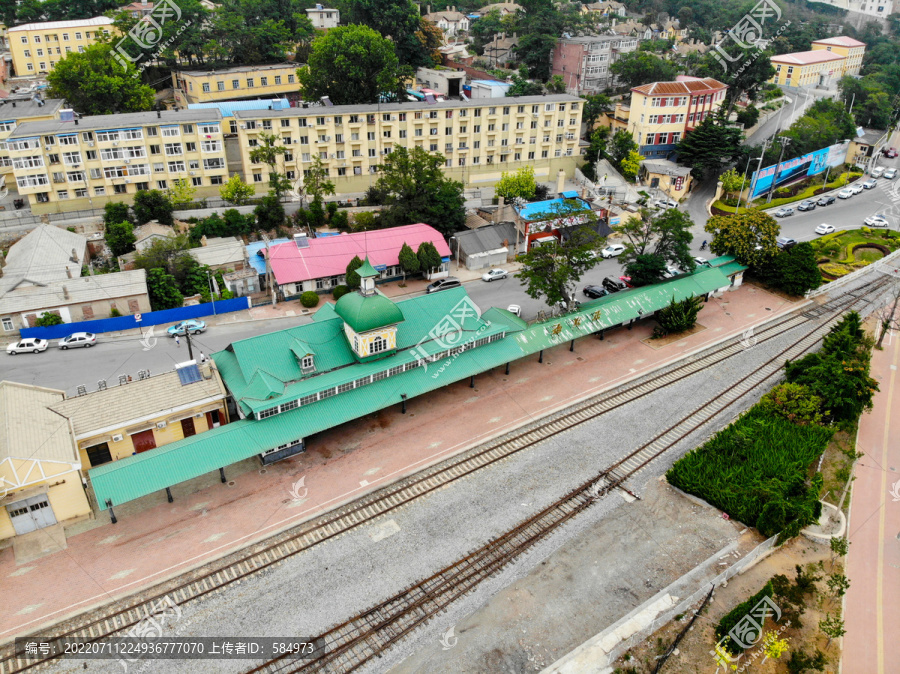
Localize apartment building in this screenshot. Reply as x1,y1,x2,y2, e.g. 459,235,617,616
232,94,584,195
550,35,639,94
8,17,114,77
811,36,866,77
0,96,64,178
172,64,300,106
6,109,229,214
769,50,846,88
305,4,340,29
627,77,728,159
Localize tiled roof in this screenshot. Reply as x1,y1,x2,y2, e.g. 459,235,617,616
0,381,76,464
266,223,451,286
187,99,291,118
770,50,845,65
51,366,226,439
8,16,113,32
632,78,727,95
0,269,148,315
812,36,866,48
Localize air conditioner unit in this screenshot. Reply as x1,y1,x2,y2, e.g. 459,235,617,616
112,141,119,146
124,159,131,164
87,141,95,147
391,115,397,121
112,434,124,442
329,153,335,159
189,171,196,175
240,124,247,130
156,421,167,429
125,179,132,183
194,412,203,418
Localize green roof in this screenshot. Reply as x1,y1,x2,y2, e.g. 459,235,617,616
717,261,747,277
334,290,405,333
357,256,379,278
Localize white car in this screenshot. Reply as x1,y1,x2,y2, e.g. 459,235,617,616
58,332,97,349
651,198,678,210
662,263,683,278
693,256,711,267
506,304,521,317
600,243,626,258
481,268,508,282
6,338,49,355
865,214,889,228
871,167,885,179
837,188,854,199
884,168,897,179
815,224,835,235
862,179,878,189
849,183,864,195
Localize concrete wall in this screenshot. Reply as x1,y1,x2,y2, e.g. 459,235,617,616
0,470,91,541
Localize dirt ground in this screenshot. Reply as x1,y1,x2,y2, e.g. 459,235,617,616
611,535,843,674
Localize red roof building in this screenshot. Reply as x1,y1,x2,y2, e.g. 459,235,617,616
265,223,452,295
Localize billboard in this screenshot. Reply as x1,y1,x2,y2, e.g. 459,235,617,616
749,143,848,199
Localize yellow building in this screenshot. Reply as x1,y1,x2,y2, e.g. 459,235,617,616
769,50,845,88
627,77,727,159
639,159,692,199
233,94,585,195
0,96,64,178
172,64,300,106
6,109,229,214
51,363,229,470
0,381,91,541
811,36,865,77
8,17,115,77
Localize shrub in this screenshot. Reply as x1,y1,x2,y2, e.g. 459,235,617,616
109,307,122,317
759,383,824,426
716,581,775,654
326,201,338,220
652,296,703,337
35,312,64,327
332,285,350,300
300,291,320,308
331,211,349,230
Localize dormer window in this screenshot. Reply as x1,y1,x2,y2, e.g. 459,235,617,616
371,336,388,354
301,355,315,371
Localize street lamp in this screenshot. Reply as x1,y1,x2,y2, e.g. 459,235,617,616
742,138,770,211
207,270,217,315
765,137,792,204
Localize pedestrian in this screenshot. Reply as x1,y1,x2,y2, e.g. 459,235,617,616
175,335,181,347
199,351,206,363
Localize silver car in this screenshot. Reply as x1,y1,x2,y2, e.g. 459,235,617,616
58,332,97,349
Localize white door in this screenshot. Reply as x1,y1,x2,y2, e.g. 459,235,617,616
7,495,57,535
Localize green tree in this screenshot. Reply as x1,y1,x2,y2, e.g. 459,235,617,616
344,0,435,67
516,31,558,81
133,234,191,274
132,190,174,226
830,537,849,568
786,649,827,674
506,66,544,96
736,105,761,128
785,351,878,424
398,242,420,281
300,291,320,308
759,383,824,426
103,202,132,227
618,208,696,280
778,99,857,162
515,221,599,310
764,243,823,296
417,241,443,275
676,116,744,178
826,573,850,600
610,51,678,90
297,25,405,105
146,268,184,311
220,175,255,205
167,179,197,208
494,165,537,201
373,146,466,238
719,167,744,197
819,613,846,647
249,132,289,199
705,209,779,267
653,296,704,337
625,253,668,287
302,155,336,206
254,195,285,231
106,221,137,257
345,255,364,290
545,74,566,94
581,93,613,131
620,150,643,181
47,43,154,115
35,312,64,327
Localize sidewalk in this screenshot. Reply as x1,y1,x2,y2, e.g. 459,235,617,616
842,327,900,674
0,283,800,643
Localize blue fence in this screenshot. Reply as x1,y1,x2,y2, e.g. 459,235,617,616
20,297,251,340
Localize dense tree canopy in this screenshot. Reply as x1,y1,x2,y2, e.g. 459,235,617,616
705,209,779,267
516,222,600,310
610,51,679,90
676,116,744,179
342,0,435,67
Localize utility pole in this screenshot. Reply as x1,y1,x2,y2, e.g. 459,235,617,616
745,138,770,207
262,233,276,307
184,328,195,361
207,270,217,315
765,137,791,204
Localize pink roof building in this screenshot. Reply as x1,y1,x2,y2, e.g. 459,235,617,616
266,223,451,289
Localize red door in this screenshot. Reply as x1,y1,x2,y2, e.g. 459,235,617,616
180,417,196,438
131,429,157,453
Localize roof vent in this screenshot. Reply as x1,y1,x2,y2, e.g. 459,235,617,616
118,374,129,386
97,379,107,390
76,385,87,396
294,232,309,248
137,369,151,380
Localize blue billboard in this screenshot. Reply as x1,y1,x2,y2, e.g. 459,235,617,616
749,143,848,199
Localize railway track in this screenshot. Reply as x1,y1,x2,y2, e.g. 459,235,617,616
245,281,886,674
0,277,887,674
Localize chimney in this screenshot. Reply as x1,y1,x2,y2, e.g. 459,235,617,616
66,266,72,278
62,285,70,300
75,119,79,125
556,169,565,194
157,110,161,118
71,248,78,262
494,196,504,223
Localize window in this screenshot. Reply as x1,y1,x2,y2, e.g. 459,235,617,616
183,124,194,134
217,81,225,91
260,77,268,86
232,79,240,89
162,126,180,137
370,336,388,354
201,140,221,153
253,172,263,183
164,143,183,155
204,158,224,170
62,151,82,165
246,78,254,88
94,186,106,196
74,188,88,198
192,176,202,186
185,142,196,152
210,175,223,185
1,317,13,332
23,50,31,57
274,76,282,85
167,161,186,172
202,83,210,93
113,184,127,194
288,74,295,83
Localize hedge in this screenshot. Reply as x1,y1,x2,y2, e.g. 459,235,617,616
716,581,775,654
300,291,320,308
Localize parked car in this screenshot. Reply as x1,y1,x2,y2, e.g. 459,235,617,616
555,299,582,312
865,214,889,228
662,263,684,279
815,224,835,235
797,200,817,211
849,183,864,195
7,338,48,355
651,198,678,210
776,236,797,249
871,166,885,179
884,168,898,180
506,304,521,317
862,179,878,190
602,276,629,293
883,147,898,158
425,277,462,293
693,256,711,267
583,285,610,299
816,195,835,206
167,319,207,336
837,188,854,199
600,243,626,258
58,332,96,349
481,268,508,282
773,206,795,217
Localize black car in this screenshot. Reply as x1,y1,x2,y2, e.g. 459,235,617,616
602,276,628,293
776,236,797,250
816,195,835,206
583,284,610,299
797,200,816,211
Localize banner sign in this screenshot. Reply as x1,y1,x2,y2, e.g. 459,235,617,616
749,143,848,199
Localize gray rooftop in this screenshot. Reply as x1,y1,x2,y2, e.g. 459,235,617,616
177,63,299,78
9,108,223,139
233,94,581,119
0,97,65,121
559,35,631,44
453,222,518,257
0,224,87,299
641,160,691,177
0,269,148,315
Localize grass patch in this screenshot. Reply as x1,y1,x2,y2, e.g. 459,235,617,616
811,230,900,279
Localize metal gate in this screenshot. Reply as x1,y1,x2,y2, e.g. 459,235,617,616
6,494,57,535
